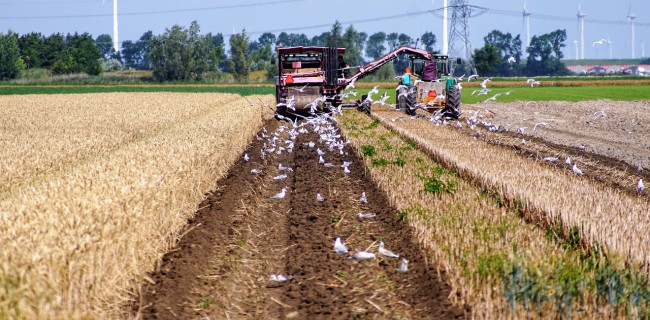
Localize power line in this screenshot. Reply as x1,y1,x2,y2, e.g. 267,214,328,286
0,0,308,19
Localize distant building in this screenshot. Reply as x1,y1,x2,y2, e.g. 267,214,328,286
566,64,650,76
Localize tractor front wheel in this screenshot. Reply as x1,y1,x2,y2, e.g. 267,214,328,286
442,85,460,119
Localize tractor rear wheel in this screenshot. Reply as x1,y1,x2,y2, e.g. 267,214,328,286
442,85,460,119
405,87,417,116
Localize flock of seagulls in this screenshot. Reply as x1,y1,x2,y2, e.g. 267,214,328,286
243,93,416,285
246,70,645,282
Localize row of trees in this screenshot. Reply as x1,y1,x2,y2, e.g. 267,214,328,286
1,21,575,82
472,29,571,77
0,31,102,80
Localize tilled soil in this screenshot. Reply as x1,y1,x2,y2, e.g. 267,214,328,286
134,118,465,319
461,100,650,197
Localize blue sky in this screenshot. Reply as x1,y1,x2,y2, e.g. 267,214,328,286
0,0,648,60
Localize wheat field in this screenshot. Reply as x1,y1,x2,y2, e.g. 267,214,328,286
0,93,273,319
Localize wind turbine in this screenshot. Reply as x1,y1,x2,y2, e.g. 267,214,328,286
573,40,579,60
627,5,637,59
577,3,587,60
607,37,613,59
102,0,119,53
522,1,532,56
442,0,448,55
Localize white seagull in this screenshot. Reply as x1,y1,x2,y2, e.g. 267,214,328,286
638,179,644,192
250,168,263,174
334,237,348,254
269,274,293,283
243,154,250,161
273,174,288,181
359,192,367,204
572,163,584,175
357,212,376,219
316,193,325,202
270,188,287,199
543,157,558,162
350,251,376,261
565,157,571,165
397,258,409,273
378,241,399,258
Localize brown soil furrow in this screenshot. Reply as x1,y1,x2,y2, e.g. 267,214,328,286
279,129,464,319
134,119,464,319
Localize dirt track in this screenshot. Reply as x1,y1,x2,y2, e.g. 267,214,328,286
134,119,465,319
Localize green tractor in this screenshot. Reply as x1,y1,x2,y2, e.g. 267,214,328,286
396,53,462,119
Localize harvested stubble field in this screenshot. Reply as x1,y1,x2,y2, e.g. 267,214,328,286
0,93,273,318
4,87,650,319
346,98,650,317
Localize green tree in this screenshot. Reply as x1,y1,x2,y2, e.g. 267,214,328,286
342,25,365,69
95,34,114,59
42,33,66,68
472,44,501,75
276,32,310,47
228,29,250,82
484,30,522,62
525,29,570,76
50,32,102,75
249,33,274,71
421,31,437,52
188,21,213,78
122,30,153,69
148,25,193,81
210,33,226,72
397,33,413,47
325,21,343,47
310,32,328,46
0,31,21,80
366,32,386,60
386,32,399,49
18,32,44,69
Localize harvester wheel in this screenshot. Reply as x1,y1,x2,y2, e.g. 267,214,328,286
442,85,460,119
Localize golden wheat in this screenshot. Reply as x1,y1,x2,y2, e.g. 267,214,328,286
0,93,274,319
373,109,650,267
339,111,642,318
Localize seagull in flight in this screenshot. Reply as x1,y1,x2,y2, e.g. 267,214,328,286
297,83,309,92
507,56,516,64
344,78,356,90
467,74,479,81
533,122,548,132
480,78,492,89
334,237,348,254
270,187,287,199
593,38,608,47
243,153,250,161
